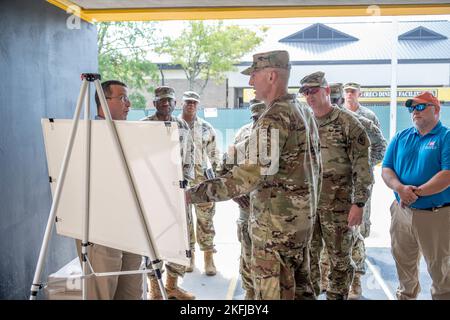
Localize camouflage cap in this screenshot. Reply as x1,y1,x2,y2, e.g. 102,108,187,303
299,71,328,88
154,86,176,101
249,99,266,117
241,50,291,75
329,83,344,99
343,82,361,90
182,91,200,103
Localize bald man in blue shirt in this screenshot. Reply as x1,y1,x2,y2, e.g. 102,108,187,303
382,91,450,300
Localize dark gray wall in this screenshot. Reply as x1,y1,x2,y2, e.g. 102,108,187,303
0,0,97,299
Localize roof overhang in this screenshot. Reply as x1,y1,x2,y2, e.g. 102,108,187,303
47,0,450,23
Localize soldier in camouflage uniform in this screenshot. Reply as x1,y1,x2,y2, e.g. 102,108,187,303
343,82,386,298
300,72,373,300
141,86,196,300
316,83,387,298
179,91,221,276
217,99,267,300
344,82,381,128
187,50,322,300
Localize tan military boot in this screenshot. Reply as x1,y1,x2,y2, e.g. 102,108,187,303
186,251,195,273
165,275,196,300
149,277,162,300
204,250,217,276
348,273,362,300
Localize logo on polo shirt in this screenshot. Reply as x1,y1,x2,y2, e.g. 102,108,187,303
425,140,438,150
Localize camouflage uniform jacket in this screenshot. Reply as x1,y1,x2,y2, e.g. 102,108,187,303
316,105,373,206
355,105,381,129
141,114,194,181
178,115,220,181
189,94,322,250
217,122,253,214
338,107,387,167
218,123,253,175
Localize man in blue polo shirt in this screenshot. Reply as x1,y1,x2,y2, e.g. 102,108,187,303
382,91,450,300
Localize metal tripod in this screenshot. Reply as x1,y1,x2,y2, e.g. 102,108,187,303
29,73,168,300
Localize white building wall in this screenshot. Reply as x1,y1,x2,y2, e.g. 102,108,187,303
228,63,450,88
397,63,450,86
156,63,449,108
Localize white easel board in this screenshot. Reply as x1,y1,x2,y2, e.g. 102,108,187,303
41,119,190,266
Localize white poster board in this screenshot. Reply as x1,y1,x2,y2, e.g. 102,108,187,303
41,119,190,266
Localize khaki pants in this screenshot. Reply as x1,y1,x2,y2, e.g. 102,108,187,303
390,201,450,300
76,240,143,300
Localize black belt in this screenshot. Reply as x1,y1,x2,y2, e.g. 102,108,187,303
414,203,450,212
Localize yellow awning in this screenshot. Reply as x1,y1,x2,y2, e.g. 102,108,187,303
47,0,450,23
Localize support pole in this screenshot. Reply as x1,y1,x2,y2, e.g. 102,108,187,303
29,80,89,300
81,81,91,300
389,18,399,140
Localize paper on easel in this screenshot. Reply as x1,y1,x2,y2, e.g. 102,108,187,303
41,119,190,266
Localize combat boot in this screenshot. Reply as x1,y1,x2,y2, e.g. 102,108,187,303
204,250,217,276
186,251,195,273
348,273,362,300
149,277,162,300
165,275,196,300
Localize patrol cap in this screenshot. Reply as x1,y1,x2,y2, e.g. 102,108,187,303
241,50,291,75
343,82,361,90
182,91,200,103
249,99,266,117
329,83,344,99
154,86,176,101
405,91,440,108
299,71,328,88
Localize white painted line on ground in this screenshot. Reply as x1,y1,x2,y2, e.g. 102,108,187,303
366,258,396,300
225,274,239,300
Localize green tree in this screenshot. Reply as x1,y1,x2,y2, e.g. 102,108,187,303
156,21,267,94
97,22,159,109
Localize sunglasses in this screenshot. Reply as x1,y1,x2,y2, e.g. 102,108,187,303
406,103,432,113
300,86,322,96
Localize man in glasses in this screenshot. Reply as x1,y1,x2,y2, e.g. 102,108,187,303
343,82,381,129
300,72,373,300
179,91,220,276
95,80,130,120
76,80,141,299
382,91,450,300
141,86,196,300
187,50,322,300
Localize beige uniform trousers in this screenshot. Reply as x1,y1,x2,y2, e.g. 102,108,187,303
390,201,450,300
76,240,143,300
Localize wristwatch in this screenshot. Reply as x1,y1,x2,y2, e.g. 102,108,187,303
354,202,365,208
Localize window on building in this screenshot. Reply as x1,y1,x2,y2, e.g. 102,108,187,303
279,23,358,43
399,26,447,40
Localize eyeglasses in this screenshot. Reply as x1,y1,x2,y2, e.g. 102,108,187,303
106,95,129,103
300,87,322,96
406,103,432,113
